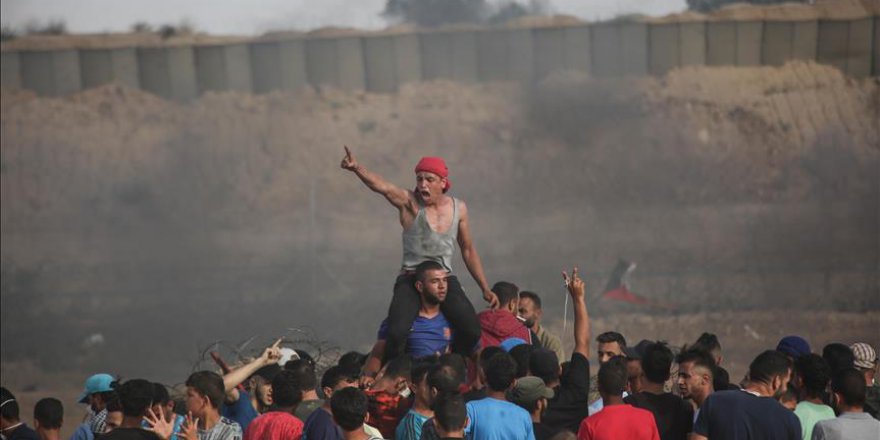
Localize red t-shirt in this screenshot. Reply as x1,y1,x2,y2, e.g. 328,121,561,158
243,411,303,440
577,404,660,440
364,390,409,439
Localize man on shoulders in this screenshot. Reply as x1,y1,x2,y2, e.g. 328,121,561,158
692,350,801,440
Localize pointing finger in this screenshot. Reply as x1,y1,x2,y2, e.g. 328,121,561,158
344,145,351,158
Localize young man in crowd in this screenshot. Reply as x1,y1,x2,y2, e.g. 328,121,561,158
396,359,438,440
33,398,63,440
777,336,812,361
222,341,283,431
106,379,162,440
363,356,411,439
793,354,835,440
692,350,801,440
850,342,879,420
0,387,39,440
103,398,124,434
184,372,242,440
822,343,856,375
624,342,693,440
507,376,558,440
589,339,650,416
302,365,360,440
812,368,880,440
691,334,723,367
285,360,322,421
535,267,591,434
587,332,627,405
478,281,532,348
465,352,535,440
341,147,493,364
70,374,117,440
432,393,467,440
577,357,660,440
518,291,564,362
364,262,456,380
242,370,303,440
676,348,715,424
142,383,184,440
330,388,382,440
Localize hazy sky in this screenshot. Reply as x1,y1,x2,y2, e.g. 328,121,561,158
2,0,687,34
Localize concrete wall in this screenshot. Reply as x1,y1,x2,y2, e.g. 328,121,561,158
3,17,876,98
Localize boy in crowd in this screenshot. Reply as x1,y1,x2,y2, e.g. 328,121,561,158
692,350,801,440
396,359,438,440
243,370,303,440
624,342,692,440
507,376,558,440
330,388,382,440
478,281,532,348
364,356,412,439
465,352,535,440
793,354,835,440
812,368,880,440
303,366,360,440
223,341,283,431
184,372,242,440
34,398,63,440
0,387,39,440
432,392,467,440
285,360,322,421
676,348,715,424
577,357,660,440
106,379,162,440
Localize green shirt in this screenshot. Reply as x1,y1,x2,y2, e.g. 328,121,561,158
794,400,835,440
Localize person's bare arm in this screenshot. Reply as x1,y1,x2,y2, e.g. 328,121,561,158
341,146,412,210
361,339,386,388
222,339,282,393
456,200,499,308
563,267,589,358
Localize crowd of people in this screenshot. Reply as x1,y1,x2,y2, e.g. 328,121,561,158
2,151,879,440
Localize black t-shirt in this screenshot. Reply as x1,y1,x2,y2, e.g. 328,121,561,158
533,422,561,440
542,352,591,434
624,391,693,440
694,390,801,440
98,428,163,440
7,424,39,440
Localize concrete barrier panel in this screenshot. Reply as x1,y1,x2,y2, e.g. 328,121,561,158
533,27,566,80
224,44,253,92
21,50,81,96
195,45,252,93
250,42,282,93
278,40,308,91
80,48,139,89
420,32,451,80
762,21,793,66
508,29,534,82
846,18,872,77
563,25,591,73
477,30,510,81
707,22,736,65
591,23,620,77
138,47,197,101
620,23,648,75
450,31,478,82
1,52,22,89
337,37,365,90
792,20,818,60
679,22,706,66
393,33,421,85
363,36,397,92
817,20,850,73
305,38,339,87
167,47,198,100
736,21,762,66
649,23,679,75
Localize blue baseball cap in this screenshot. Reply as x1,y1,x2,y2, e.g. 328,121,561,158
78,374,115,403
500,338,527,352
776,336,811,358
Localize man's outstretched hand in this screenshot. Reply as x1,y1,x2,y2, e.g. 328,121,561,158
483,289,499,309
562,266,585,300
341,145,358,171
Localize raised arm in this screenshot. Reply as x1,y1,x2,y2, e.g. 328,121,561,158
223,339,282,394
341,146,412,210
456,200,499,308
563,267,590,358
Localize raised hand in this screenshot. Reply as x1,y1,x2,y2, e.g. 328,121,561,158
144,407,174,440
340,145,358,171
261,338,283,365
562,266,585,300
177,412,199,440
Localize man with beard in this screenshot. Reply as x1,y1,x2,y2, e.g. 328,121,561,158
341,147,494,364
692,350,801,440
518,291,563,361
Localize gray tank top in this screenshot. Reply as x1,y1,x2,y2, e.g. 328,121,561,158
402,197,459,272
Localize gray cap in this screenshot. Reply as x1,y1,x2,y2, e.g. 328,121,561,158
506,376,554,406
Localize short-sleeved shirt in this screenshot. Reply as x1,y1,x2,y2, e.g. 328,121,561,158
223,390,259,432
365,389,408,439
794,401,834,440
542,352,591,433
199,416,242,440
623,392,693,440
693,390,801,440
295,400,323,423
378,313,452,358
535,327,564,364
302,407,342,440
466,397,536,440
243,411,303,440
811,412,880,440
396,409,431,440
577,404,660,440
